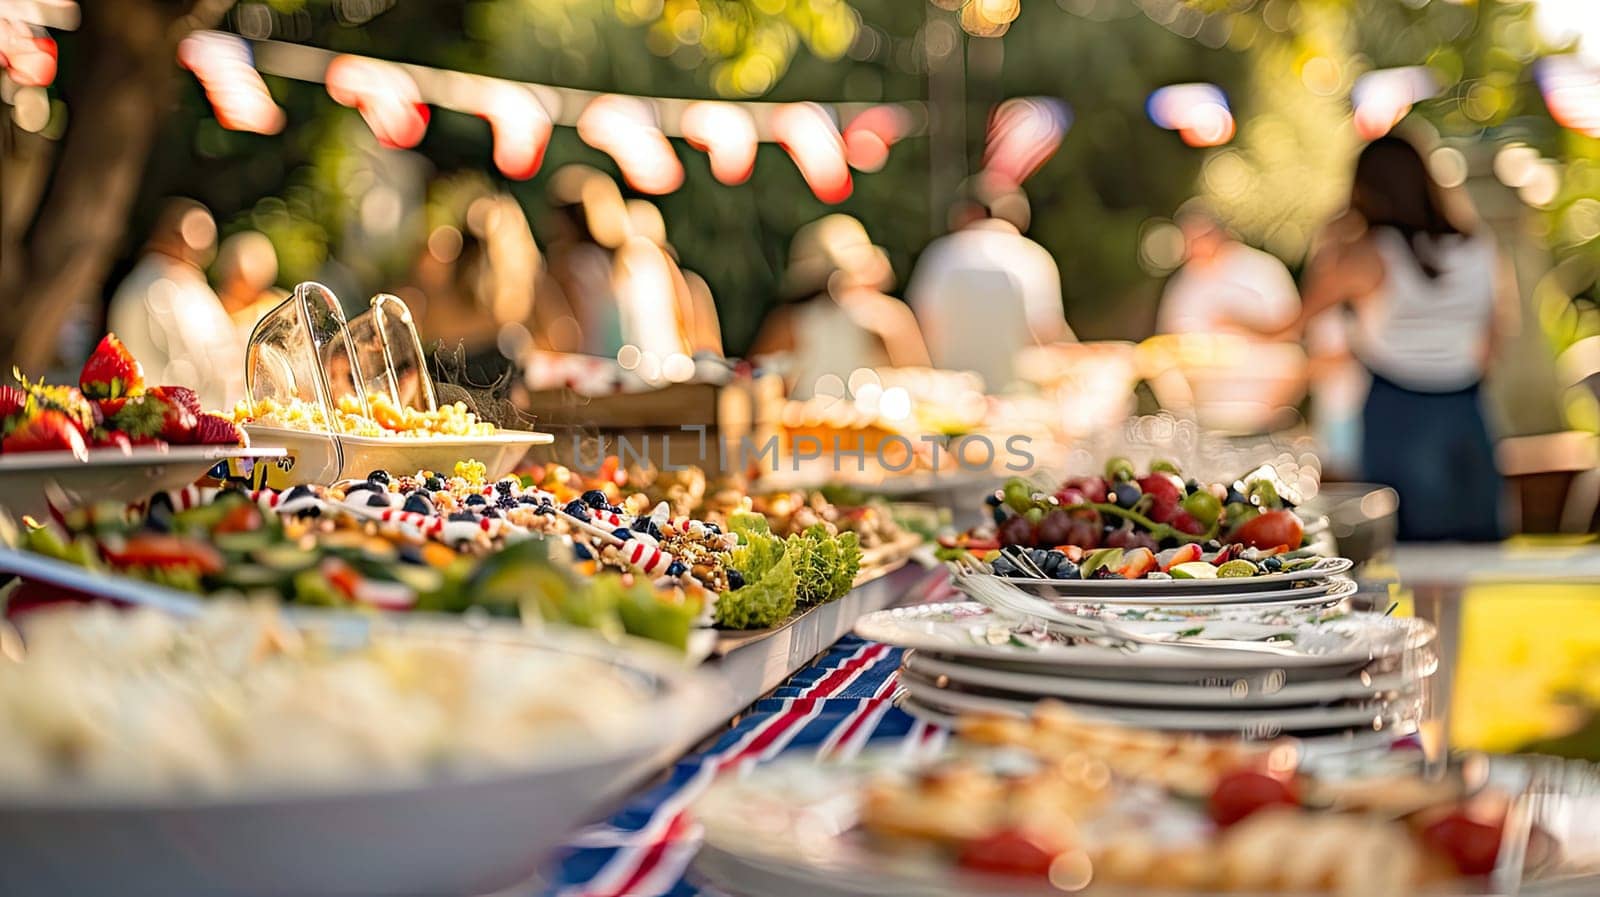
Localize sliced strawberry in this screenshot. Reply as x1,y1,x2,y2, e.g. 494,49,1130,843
1160,542,1203,572
1,410,87,457
79,333,145,399
1116,547,1158,579
21,380,94,432
112,394,195,444
192,413,246,446
87,429,133,454
148,384,201,417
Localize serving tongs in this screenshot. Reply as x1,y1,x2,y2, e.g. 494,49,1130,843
949,556,1309,657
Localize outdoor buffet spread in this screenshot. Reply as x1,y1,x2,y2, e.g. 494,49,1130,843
0,287,1594,897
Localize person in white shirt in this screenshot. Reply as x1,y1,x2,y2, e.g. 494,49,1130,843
907,184,1072,391
1157,207,1301,337
107,199,245,411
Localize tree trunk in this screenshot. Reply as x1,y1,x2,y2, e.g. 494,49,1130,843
0,0,233,373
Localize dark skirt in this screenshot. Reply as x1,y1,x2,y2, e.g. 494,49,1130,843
1360,372,1503,542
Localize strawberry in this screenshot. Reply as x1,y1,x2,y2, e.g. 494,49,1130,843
112,394,194,445
148,385,201,417
79,333,145,399
87,428,133,454
18,378,94,433
192,413,246,446
2,410,87,457
0,384,26,434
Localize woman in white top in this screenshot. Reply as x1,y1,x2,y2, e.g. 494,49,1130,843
1293,136,1518,541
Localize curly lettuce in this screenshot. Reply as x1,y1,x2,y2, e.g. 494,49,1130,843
716,512,798,629
787,524,861,606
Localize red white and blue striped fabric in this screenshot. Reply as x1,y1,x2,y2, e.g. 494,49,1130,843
540,634,943,897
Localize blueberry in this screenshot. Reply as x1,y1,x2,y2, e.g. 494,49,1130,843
482,508,502,519
1204,539,1223,552
496,493,518,510
725,568,745,590
401,493,432,515
573,542,594,560
582,489,608,509
1112,482,1142,509
1226,487,1248,506
1262,555,1284,572
465,494,488,507
604,504,624,515
1042,552,1062,575
703,522,721,535
646,522,663,540
519,495,544,506
612,527,634,541
1052,561,1082,580
1185,478,1202,496
563,500,590,518
991,557,1018,577
985,492,1003,507
992,506,1007,526
366,493,390,507
448,511,478,523
425,475,446,491
495,478,516,496
666,561,687,577
367,469,391,485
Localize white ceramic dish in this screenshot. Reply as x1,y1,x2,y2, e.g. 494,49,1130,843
896,665,1421,735
855,602,1437,677
0,619,720,897
967,575,1361,611
901,648,1435,708
0,446,284,519
984,555,1354,597
243,424,552,487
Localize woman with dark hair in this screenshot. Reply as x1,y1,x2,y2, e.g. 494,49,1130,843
1291,135,1519,541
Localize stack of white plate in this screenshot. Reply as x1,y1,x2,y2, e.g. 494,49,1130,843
854,560,1438,751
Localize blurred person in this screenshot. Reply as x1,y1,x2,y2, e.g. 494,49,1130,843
214,231,287,347
1157,205,1301,338
1288,135,1518,541
616,199,723,358
543,166,626,356
907,180,1072,390
107,199,244,410
751,214,930,398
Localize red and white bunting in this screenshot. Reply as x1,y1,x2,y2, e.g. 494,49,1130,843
479,82,552,180
325,55,430,150
576,94,683,194
177,31,284,135
680,101,758,185
0,18,56,87
773,102,851,203
842,105,911,173
981,97,1070,185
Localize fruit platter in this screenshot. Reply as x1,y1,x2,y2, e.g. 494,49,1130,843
0,456,921,658
0,334,281,518
0,601,718,897
233,284,551,485
691,703,1600,897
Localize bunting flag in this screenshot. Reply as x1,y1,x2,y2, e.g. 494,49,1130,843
680,101,758,185
177,32,284,135
325,55,430,150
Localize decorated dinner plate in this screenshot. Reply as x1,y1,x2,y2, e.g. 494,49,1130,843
983,555,1354,598
854,602,1436,676
977,575,1362,610
901,649,1435,709
896,666,1424,735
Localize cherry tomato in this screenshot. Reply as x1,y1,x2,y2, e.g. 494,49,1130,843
1138,473,1184,523
1227,510,1304,551
102,534,224,575
1169,511,1205,535
957,829,1058,877
1208,770,1298,827
1421,811,1504,876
